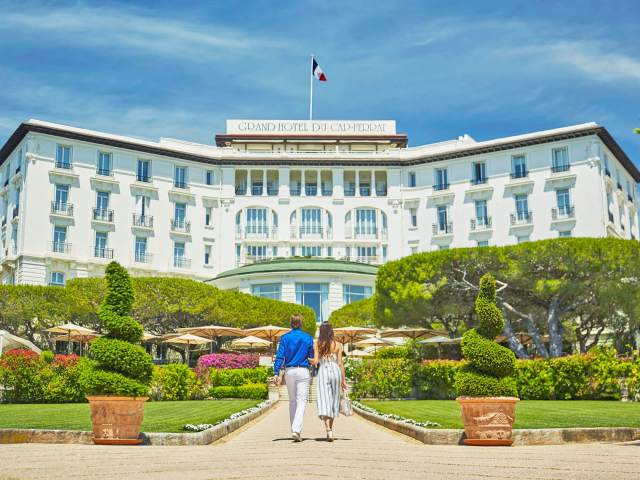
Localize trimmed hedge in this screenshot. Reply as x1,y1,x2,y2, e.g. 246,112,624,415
210,367,272,387
350,358,415,399
209,383,268,400
150,364,201,401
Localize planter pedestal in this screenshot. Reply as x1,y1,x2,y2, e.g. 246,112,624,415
457,397,519,446
87,396,148,445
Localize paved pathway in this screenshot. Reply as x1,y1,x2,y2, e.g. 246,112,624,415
1,402,640,479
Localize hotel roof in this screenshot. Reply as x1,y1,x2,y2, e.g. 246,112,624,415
211,258,379,280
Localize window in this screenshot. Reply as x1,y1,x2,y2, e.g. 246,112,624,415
556,188,571,215
343,284,373,304
174,242,185,258
174,166,187,188
472,162,487,184
137,159,151,182
295,283,329,323
246,245,268,260
236,244,241,264
603,154,610,175
408,172,416,187
438,245,449,251
515,194,529,220
434,169,448,190
252,283,282,300
94,232,109,258
410,246,418,254
606,192,614,223
204,245,212,265
54,184,69,207
301,245,322,257
49,271,65,286
55,145,71,168
96,191,109,211
477,240,489,247
356,246,376,261
52,226,67,252
355,208,377,235
174,202,186,223
516,235,530,244
291,246,296,256
206,170,214,185
410,208,417,227
246,208,268,234
512,155,527,178
300,208,323,235
437,205,448,230
382,245,388,262
205,207,213,227
475,200,488,225
559,230,572,238
327,246,333,257
135,237,148,262
97,152,111,176
552,147,570,172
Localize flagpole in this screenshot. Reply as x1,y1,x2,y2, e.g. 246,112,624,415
309,54,314,120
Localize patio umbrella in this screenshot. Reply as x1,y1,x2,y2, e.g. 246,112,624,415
333,327,377,350
0,330,41,355
52,332,101,356
380,328,446,341
418,336,462,345
231,335,271,353
164,333,211,364
346,349,373,358
45,323,97,354
354,336,394,353
177,325,244,353
244,325,291,355
142,332,160,342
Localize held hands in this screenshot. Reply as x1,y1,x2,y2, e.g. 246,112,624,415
341,379,348,390
274,375,281,387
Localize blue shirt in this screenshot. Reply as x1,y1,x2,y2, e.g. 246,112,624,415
273,328,314,377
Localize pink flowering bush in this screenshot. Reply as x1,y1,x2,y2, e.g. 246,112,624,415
197,353,259,370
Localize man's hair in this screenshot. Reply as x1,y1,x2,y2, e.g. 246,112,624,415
290,314,303,329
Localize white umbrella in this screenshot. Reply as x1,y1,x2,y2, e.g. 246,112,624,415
164,333,211,364
346,349,372,358
243,325,290,354
355,336,394,353
45,323,97,354
177,325,245,353
418,336,462,345
380,328,446,340
0,330,41,355
52,332,101,356
231,335,271,352
333,327,377,349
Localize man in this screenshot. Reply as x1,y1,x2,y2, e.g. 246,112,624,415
273,314,314,442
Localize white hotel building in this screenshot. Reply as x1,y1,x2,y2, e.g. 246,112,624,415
0,119,637,322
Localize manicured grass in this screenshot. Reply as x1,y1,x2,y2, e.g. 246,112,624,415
362,400,640,429
0,400,259,433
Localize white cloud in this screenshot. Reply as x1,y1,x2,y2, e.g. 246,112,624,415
0,6,285,61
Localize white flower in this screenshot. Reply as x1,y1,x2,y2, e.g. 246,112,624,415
182,401,270,432
352,401,440,428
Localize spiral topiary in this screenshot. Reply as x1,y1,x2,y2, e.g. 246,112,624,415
80,262,153,397
455,273,518,397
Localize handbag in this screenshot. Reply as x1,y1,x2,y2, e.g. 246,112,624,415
339,387,353,416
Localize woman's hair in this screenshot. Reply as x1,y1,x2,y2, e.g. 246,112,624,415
290,314,303,329
317,323,335,358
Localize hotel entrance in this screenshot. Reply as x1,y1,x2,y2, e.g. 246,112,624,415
295,283,329,324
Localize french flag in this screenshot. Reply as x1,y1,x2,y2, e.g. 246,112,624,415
312,58,327,82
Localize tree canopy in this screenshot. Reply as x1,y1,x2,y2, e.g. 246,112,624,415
327,297,375,327
375,238,640,357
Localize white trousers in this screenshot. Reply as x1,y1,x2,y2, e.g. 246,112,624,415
284,367,310,434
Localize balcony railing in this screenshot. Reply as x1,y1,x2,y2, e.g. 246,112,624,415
50,242,72,254
432,222,453,235
251,185,263,195
244,254,272,264
173,256,191,269
96,167,112,176
471,177,488,185
174,180,187,189
321,186,333,196
298,225,330,238
55,161,72,170
551,164,570,173
359,186,371,196
375,187,388,196
267,185,278,196
511,211,533,225
290,186,301,196
344,187,356,196
93,246,114,259
235,184,247,195
511,170,529,179
552,206,575,220
50,202,73,216
354,227,379,237
171,219,191,233
239,225,277,238
133,214,153,228
134,252,153,264
305,185,318,196
433,183,450,191
136,174,151,183
470,217,492,230
93,208,114,223
352,255,380,265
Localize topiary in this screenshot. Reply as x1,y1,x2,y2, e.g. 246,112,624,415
79,262,153,397
455,273,518,397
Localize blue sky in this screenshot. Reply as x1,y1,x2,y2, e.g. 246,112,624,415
1,0,639,165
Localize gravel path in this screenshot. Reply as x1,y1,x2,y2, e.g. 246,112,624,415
1,402,639,479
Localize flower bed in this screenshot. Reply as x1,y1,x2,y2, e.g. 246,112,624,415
197,353,259,370
353,401,440,428
183,400,270,432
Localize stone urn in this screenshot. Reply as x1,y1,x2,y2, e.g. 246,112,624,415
457,397,519,446
87,396,148,445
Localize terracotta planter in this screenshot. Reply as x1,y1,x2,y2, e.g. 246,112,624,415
457,397,519,446
87,396,148,445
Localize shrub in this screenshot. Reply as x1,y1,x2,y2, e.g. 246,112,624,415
150,364,198,401
375,346,411,359
210,367,271,387
454,274,518,397
514,359,554,400
40,350,54,364
0,349,47,403
416,360,461,399
208,386,238,399
208,383,267,400
79,262,153,397
44,355,85,403
197,353,259,370
351,358,414,399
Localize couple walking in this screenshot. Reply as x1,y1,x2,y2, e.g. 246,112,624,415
273,314,348,442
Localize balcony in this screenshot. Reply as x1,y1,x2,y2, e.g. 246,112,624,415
92,208,114,223
244,254,273,264
293,225,332,239
352,226,384,240
352,255,380,265
510,211,533,226
267,185,279,196
551,206,575,221
235,184,247,195
237,225,277,239
375,186,388,196
432,223,453,236
134,252,153,264
433,183,449,191
551,164,570,174
471,177,488,185
50,202,74,217
173,256,191,269
511,170,529,179
290,186,301,196
136,174,151,183
344,187,356,197
174,180,188,190
305,185,318,196
50,242,72,255
93,246,114,259
470,217,492,231
359,185,371,197
55,161,72,170
321,186,333,196
251,184,263,196
170,219,191,234
132,214,154,229
96,167,113,177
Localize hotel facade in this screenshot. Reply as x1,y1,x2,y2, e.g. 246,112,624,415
0,119,637,322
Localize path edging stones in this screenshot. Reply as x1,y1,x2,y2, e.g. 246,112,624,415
353,404,640,445
0,400,277,446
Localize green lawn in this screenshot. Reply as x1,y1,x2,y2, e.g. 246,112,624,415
0,400,259,433
362,400,640,429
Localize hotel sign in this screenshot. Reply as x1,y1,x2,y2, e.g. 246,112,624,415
226,119,396,136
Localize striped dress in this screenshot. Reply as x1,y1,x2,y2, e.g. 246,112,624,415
316,352,342,420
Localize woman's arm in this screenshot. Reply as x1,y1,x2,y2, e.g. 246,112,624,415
310,340,319,365
337,343,347,389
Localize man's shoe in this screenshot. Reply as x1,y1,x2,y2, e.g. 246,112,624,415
292,432,302,442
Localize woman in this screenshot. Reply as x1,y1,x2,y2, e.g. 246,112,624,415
311,322,347,442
